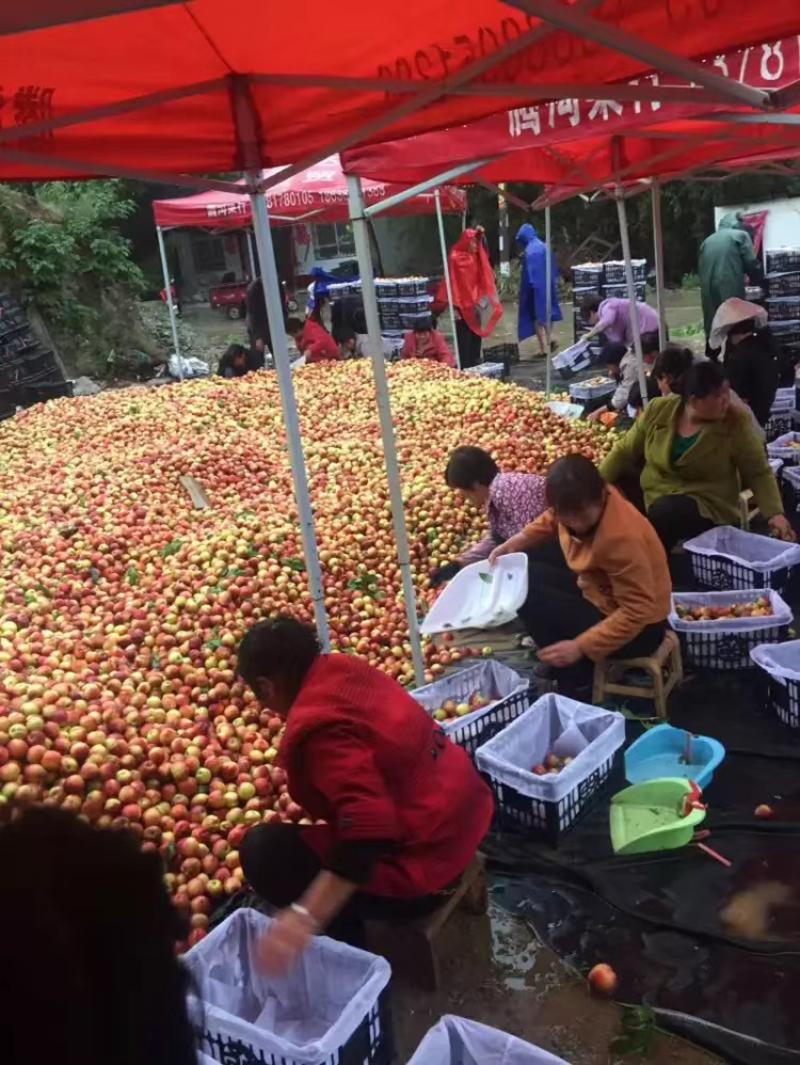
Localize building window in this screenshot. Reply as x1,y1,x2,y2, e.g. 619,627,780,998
192,234,227,272
312,222,355,261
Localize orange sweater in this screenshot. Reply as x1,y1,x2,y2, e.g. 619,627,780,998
522,486,671,661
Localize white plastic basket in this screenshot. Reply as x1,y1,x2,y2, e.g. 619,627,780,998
421,553,528,635
475,694,625,842
751,640,800,728
407,1015,568,1065
569,378,615,402
767,431,800,464
683,525,800,592
670,589,792,670
186,909,392,1065
411,660,530,757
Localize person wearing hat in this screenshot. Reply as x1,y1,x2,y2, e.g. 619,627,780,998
709,297,778,427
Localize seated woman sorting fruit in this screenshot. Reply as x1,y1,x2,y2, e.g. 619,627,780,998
400,317,456,367
600,360,793,554
431,446,548,587
490,455,671,696
235,616,493,974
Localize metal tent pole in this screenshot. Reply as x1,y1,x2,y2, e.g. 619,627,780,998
156,224,183,379
651,179,667,349
247,177,331,650
615,186,650,409
435,188,461,370
544,204,553,398
246,228,257,279
347,174,426,687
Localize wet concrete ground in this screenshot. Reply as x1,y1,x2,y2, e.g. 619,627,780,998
391,899,719,1063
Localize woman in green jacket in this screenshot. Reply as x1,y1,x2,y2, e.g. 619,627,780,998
599,361,794,553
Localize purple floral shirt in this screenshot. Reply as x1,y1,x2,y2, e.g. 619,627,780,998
459,471,548,565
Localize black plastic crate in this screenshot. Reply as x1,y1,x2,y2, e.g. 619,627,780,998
687,551,794,595
676,626,790,671
763,675,800,729
766,297,800,322
604,259,647,284
198,988,393,1065
396,278,428,297
766,409,794,443
374,280,398,298
483,342,519,365
767,248,800,275
602,282,647,302
445,686,533,760
400,311,431,329
768,273,800,298
571,265,603,288
487,749,620,845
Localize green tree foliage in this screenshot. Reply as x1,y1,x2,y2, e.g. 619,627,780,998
0,180,158,376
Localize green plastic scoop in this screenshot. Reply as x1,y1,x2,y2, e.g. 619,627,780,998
610,778,707,855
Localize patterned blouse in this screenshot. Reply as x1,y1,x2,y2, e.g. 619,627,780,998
459,471,548,564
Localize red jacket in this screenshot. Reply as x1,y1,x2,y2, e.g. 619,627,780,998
301,319,340,363
400,329,456,368
278,655,493,897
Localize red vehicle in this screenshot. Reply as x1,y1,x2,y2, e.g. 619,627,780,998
209,279,297,320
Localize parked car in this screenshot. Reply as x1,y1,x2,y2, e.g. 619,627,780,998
209,279,297,320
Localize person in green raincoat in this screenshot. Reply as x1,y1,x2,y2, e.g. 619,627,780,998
698,213,763,349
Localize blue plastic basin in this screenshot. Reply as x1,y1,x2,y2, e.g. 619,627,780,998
624,723,725,790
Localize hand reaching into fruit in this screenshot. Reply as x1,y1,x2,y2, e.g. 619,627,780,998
768,514,796,542
538,639,583,667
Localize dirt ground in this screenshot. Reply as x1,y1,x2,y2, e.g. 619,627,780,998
390,902,719,1064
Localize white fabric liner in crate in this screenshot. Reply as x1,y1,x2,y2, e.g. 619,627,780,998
669,588,792,634
770,457,784,475
782,464,800,510
185,909,390,1063
750,640,800,684
546,400,583,419
475,694,625,804
411,660,528,737
407,1015,568,1065
683,525,800,574
421,553,528,635
767,431,800,463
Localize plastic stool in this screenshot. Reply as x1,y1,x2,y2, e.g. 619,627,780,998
592,631,683,719
740,489,759,531
364,854,488,990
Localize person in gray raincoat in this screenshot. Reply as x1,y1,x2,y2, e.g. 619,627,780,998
698,213,763,349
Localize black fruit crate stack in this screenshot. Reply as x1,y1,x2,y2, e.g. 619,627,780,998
603,259,647,285
0,292,67,418
766,251,800,362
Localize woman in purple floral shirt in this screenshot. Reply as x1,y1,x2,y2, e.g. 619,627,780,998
432,447,548,586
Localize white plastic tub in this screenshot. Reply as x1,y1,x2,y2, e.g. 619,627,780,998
421,553,528,635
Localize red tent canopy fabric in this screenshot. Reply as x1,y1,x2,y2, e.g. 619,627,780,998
152,159,466,229
341,35,800,192
0,2,798,179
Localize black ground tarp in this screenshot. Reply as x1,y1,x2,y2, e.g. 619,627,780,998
485,670,800,1064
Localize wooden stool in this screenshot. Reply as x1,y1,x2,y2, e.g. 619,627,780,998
740,489,759,531
592,630,683,719
364,853,488,990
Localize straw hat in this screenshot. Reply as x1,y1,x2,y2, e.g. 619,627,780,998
709,297,768,350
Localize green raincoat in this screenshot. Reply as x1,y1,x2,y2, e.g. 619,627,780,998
698,212,763,339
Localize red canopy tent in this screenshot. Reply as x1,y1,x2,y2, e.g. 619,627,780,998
153,161,465,229
5,2,800,683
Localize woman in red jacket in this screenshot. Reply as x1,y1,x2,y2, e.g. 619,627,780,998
236,616,493,974
400,318,456,367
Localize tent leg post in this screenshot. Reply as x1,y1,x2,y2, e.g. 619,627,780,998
348,174,427,688
246,228,257,280
435,188,461,370
247,177,331,650
544,204,553,399
615,185,650,409
156,225,183,379
651,178,667,349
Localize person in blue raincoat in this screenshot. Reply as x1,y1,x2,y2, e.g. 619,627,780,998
516,223,562,356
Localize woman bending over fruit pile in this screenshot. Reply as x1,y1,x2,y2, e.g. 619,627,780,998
490,455,671,699
430,446,548,588
235,617,493,974
600,360,794,553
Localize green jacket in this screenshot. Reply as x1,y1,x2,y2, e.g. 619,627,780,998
599,394,782,527
698,212,763,336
